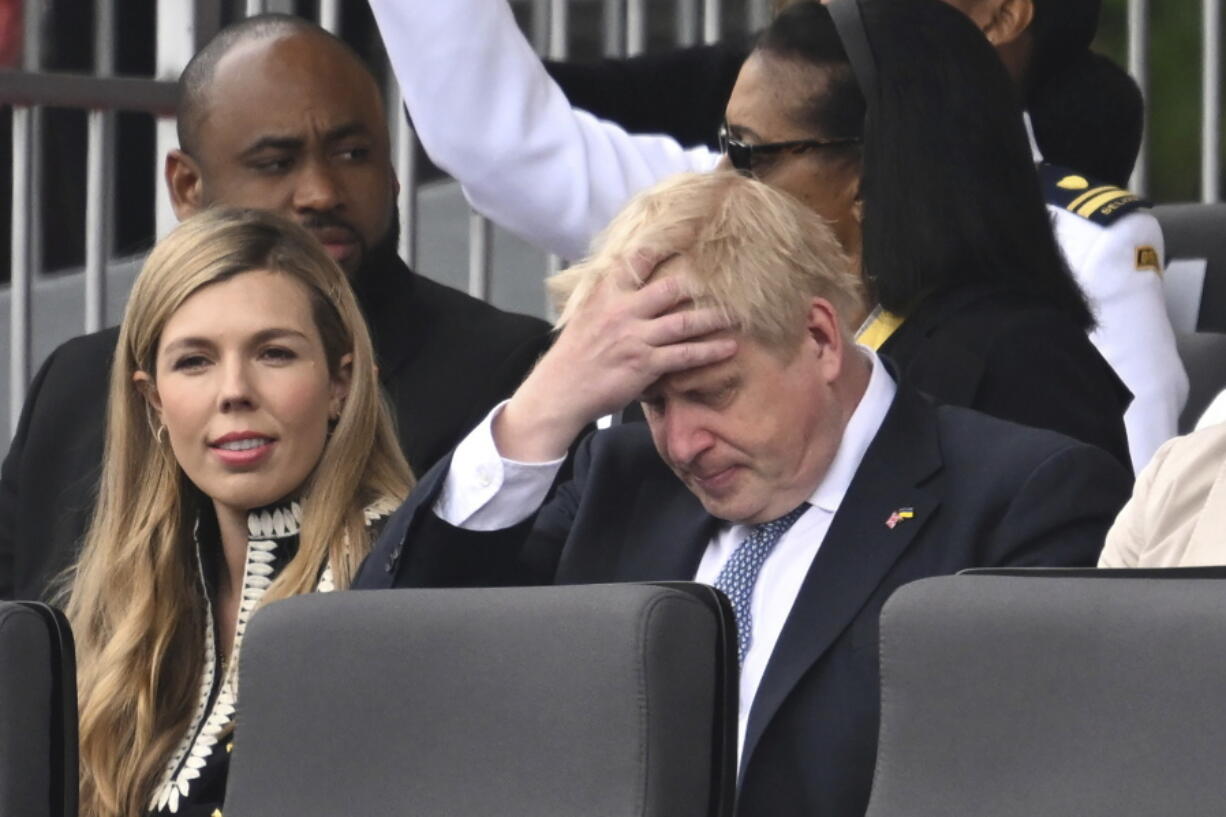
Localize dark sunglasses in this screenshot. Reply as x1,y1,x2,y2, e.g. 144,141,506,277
718,123,861,175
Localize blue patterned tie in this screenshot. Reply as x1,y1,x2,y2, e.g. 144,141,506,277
713,504,810,666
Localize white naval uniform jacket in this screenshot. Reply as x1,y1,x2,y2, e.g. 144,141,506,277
368,0,1186,470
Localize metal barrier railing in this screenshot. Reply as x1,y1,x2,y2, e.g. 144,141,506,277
1,0,1221,440
1127,0,1150,195
1201,0,1220,204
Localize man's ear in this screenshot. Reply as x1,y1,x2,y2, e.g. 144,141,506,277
165,149,206,220
132,370,162,413
982,0,1034,47
805,297,846,382
330,353,354,419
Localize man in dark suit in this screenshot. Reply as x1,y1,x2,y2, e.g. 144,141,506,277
356,172,1132,817
0,14,551,600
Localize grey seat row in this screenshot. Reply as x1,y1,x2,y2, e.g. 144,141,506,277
8,571,1226,817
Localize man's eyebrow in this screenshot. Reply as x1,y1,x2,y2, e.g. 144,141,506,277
688,374,739,394
322,122,372,144
238,135,304,158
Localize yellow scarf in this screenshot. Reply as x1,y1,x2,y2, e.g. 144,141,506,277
854,305,905,351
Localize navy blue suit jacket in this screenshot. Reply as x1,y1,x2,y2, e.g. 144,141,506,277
356,383,1130,817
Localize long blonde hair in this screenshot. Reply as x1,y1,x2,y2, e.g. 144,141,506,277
62,208,413,817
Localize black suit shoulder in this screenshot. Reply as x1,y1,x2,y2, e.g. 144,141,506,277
881,287,1132,469
368,266,553,474
932,399,1127,493
0,327,118,599
406,272,551,347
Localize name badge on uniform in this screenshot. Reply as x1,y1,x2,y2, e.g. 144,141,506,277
1136,245,1161,274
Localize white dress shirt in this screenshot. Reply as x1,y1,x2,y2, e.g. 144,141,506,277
369,0,1185,470
436,347,898,758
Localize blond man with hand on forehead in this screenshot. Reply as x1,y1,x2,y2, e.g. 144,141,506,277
357,172,1131,817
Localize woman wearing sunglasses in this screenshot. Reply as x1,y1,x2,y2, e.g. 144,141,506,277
370,0,1131,468
59,209,412,817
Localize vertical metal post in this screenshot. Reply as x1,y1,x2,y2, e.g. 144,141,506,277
10,109,33,436
603,0,624,57
85,0,116,333
319,0,342,33
627,0,647,56
24,0,42,339
395,117,418,269
747,0,769,32
676,0,699,46
387,72,419,269
1202,0,1221,203
550,0,569,60
1127,0,1150,195
546,0,572,319
21,0,41,94
84,113,113,334
532,0,550,53
11,0,42,427
703,0,722,44
156,0,199,239
467,213,493,301
245,0,293,16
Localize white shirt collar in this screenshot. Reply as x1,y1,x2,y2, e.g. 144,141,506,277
807,346,897,513
1024,111,1044,164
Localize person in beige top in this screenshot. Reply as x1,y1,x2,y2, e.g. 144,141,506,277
1099,422,1226,567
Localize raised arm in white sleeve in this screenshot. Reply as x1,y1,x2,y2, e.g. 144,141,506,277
368,0,720,260
436,403,566,531
1050,206,1187,472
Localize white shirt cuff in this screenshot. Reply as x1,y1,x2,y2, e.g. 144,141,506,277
435,401,566,530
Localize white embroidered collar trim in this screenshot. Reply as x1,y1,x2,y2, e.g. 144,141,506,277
151,502,307,813
150,498,393,812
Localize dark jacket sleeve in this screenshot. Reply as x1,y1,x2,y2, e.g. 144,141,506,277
354,432,597,591
974,314,1133,473
0,346,61,600
543,38,750,149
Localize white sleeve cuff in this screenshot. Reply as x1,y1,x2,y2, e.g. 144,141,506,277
435,401,566,531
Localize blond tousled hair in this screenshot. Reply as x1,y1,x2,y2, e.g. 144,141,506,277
549,171,865,348
61,207,413,817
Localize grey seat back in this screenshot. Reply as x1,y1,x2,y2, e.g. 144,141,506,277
1175,331,1226,430
1153,202,1226,331
224,583,737,817
866,572,1226,817
0,601,78,817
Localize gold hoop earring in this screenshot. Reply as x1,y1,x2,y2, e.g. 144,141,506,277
144,405,166,445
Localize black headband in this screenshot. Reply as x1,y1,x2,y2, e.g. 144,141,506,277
827,0,878,104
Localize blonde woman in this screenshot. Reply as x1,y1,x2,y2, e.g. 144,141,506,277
60,208,413,817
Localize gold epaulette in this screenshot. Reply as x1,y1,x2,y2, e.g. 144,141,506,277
1038,163,1150,226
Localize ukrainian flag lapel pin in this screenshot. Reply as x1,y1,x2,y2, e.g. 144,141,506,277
885,507,915,530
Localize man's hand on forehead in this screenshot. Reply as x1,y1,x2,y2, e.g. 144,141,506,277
492,250,737,463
